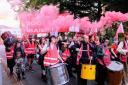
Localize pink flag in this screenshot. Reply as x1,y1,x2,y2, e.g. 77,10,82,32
115,23,124,39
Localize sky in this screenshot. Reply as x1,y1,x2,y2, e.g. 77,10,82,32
0,0,19,28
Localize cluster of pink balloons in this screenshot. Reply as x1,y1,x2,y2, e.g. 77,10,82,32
19,5,128,35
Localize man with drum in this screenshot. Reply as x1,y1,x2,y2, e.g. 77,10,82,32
76,35,93,85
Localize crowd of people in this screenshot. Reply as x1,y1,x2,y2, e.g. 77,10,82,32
3,32,128,85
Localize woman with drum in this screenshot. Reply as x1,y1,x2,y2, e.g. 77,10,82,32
42,36,69,85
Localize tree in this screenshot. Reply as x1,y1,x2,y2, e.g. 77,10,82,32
102,0,128,13
23,0,128,40
25,0,128,20
60,0,102,20
25,0,102,20
25,0,59,9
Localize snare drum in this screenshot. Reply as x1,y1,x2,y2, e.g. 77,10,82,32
46,63,69,85
107,61,124,85
81,64,96,80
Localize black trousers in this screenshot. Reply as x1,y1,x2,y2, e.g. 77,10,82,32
77,64,87,85
96,63,107,85
7,59,15,74
66,57,77,77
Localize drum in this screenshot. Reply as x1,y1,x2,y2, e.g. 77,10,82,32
107,61,124,85
46,63,69,85
81,64,96,80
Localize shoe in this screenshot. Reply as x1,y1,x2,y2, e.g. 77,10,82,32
29,67,34,72
42,75,47,82
69,74,76,79
10,72,13,76
22,76,26,79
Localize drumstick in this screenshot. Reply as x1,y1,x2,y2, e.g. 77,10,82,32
76,49,91,51
82,50,91,51
58,54,64,63
57,47,64,63
89,56,92,64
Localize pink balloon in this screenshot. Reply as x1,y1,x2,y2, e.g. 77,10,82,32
52,15,74,32
40,5,59,20
80,17,91,34
19,5,128,34
71,18,81,27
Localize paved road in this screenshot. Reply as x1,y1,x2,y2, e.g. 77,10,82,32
0,45,98,85
2,45,127,85
22,63,78,85
21,63,98,85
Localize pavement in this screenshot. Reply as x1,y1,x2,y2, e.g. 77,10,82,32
0,45,19,85
21,63,77,85
3,70,13,85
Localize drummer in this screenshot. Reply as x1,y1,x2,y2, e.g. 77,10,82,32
117,32,128,84
76,35,92,85
110,38,119,61
41,36,63,82
43,36,62,66
117,32,128,72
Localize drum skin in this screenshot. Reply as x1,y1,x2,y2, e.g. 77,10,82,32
107,61,124,85
46,63,69,85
